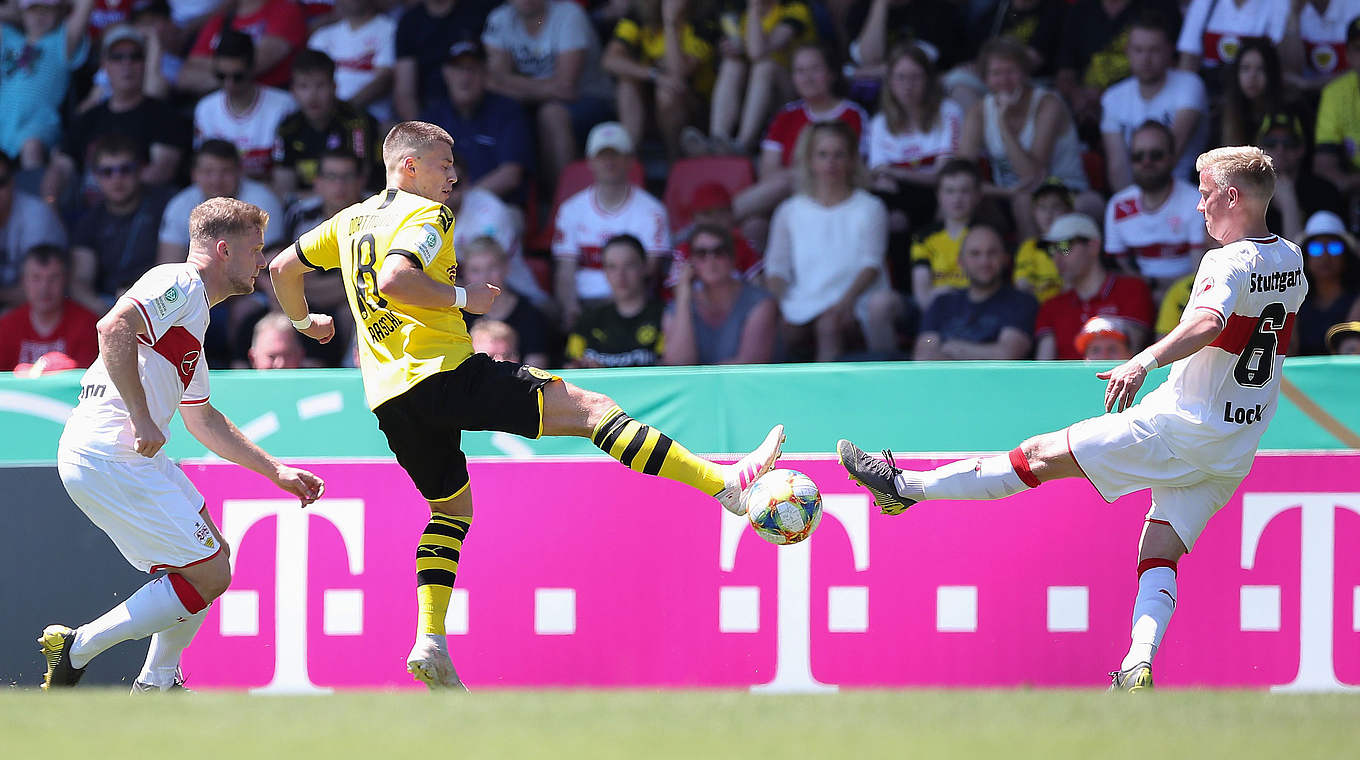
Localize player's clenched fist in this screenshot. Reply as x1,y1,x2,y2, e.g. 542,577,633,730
298,314,335,344
463,282,500,314
132,415,166,457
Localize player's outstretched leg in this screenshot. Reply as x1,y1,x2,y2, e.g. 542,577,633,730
408,511,470,691
561,384,784,515
837,431,1084,514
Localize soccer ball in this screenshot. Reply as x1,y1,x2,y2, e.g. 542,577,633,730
745,469,823,545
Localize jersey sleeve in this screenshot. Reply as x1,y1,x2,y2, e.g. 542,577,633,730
295,213,342,271
1103,198,1127,255
121,273,202,345
181,359,211,405
551,199,578,259
389,204,455,271
1176,0,1209,56
1185,252,1245,325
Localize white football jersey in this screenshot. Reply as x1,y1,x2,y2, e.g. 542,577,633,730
193,87,297,177
552,186,671,300
1099,71,1209,183
1104,180,1206,280
308,16,396,104
1138,235,1307,477
865,101,963,171
60,264,212,460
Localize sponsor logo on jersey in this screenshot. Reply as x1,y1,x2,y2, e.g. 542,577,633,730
1250,268,1302,294
1113,198,1140,221
150,284,188,320
181,350,201,378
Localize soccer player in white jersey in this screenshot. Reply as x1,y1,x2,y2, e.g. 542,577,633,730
40,198,324,691
838,146,1307,691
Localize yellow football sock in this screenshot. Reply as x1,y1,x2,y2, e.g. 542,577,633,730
591,406,724,495
415,514,469,636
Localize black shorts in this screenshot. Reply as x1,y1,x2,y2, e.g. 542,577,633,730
373,354,558,502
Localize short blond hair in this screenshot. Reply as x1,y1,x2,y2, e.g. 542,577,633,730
1196,146,1275,202
189,197,268,247
383,121,454,168
463,235,508,264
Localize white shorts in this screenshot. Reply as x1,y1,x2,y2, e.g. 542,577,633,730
57,449,220,573
1066,410,1244,551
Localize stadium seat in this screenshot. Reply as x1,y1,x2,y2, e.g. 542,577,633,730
524,158,645,253
662,156,755,231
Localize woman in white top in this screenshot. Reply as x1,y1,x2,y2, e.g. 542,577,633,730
867,44,964,282
959,37,1092,239
765,121,901,362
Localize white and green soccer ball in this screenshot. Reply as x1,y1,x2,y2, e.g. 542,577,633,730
744,469,823,545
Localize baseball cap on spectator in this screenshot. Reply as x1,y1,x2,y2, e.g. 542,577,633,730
102,25,147,54
1302,210,1357,252
1325,321,1360,353
689,183,733,215
1074,316,1131,355
445,39,485,64
1255,111,1305,144
1042,213,1101,243
14,352,79,377
586,122,633,157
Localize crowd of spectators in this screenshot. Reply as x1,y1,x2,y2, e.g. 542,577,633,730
4,0,1360,376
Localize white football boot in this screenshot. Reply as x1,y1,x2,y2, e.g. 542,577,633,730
406,633,467,691
716,424,786,516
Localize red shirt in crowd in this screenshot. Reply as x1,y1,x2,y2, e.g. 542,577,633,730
761,99,869,166
191,1,308,88
1034,274,1154,360
0,301,100,372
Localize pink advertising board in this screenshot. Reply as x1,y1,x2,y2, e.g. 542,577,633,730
180,453,1360,692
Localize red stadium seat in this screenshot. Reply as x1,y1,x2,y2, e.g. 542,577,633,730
524,158,645,253
663,156,755,231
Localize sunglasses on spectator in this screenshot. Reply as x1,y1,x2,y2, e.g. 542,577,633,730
691,244,731,258
1307,239,1346,257
1045,237,1089,256
1130,149,1167,163
106,51,145,63
96,163,138,178
215,70,249,83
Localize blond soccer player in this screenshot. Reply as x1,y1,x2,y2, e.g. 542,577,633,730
269,121,785,690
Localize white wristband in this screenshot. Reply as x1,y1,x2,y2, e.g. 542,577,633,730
289,314,313,330
452,286,468,309
1133,349,1159,371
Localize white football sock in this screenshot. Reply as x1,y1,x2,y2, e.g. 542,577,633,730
894,454,1032,501
70,576,193,669
137,609,207,687
1121,565,1178,672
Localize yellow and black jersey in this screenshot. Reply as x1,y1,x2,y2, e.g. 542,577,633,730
612,14,720,94
295,187,472,409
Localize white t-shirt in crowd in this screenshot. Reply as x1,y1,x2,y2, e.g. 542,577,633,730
552,186,671,300
866,99,963,170
193,87,297,178
482,0,612,100
160,179,286,249
1299,0,1360,80
1104,179,1206,280
1177,0,1289,67
60,264,212,460
1138,234,1307,476
308,15,396,120
1099,70,1209,182
452,187,546,302
764,189,890,325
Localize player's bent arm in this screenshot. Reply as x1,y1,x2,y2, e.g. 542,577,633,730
180,402,324,506
1144,307,1223,367
268,246,336,344
97,300,154,424
378,254,499,312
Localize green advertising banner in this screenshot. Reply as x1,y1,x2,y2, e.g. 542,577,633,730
1,359,1356,465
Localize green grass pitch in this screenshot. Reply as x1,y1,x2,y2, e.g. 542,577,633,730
3,689,1358,759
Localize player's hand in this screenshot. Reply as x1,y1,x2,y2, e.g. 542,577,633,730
274,466,325,507
1096,361,1148,414
131,414,166,458
463,282,501,314
299,314,335,344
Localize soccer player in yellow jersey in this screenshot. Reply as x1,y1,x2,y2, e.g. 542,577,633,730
269,122,785,690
